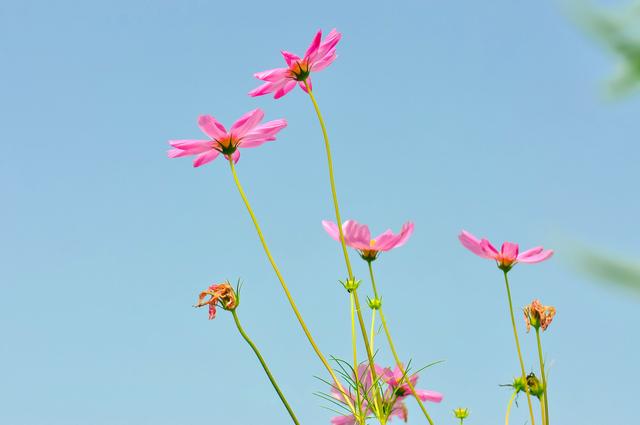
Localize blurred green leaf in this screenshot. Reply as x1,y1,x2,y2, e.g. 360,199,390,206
571,1,640,97
574,246,640,296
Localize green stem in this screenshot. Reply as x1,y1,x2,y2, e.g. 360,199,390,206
231,309,300,425
304,81,382,416
228,158,355,413
370,307,377,352
505,390,517,425
351,293,365,425
368,261,436,425
536,328,550,425
502,270,536,425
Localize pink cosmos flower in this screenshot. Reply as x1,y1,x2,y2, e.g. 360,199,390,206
381,366,443,422
329,364,442,424
322,219,414,261
249,29,341,99
458,230,554,271
168,109,287,167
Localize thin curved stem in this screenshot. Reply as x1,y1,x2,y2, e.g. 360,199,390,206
369,308,376,351
304,81,381,414
505,390,517,425
228,158,354,412
536,328,550,425
368,261,435,425
503,271,536,425
351,294,366,425
231,309,300,425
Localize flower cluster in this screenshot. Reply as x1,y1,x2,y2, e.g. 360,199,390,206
331,364,442,425
169,27,561,425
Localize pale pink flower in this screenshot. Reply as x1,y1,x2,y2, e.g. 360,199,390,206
458,230,553,271
249,29,341,99
168,109,287,167
322,219,414,261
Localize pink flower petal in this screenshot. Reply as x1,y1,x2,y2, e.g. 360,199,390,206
322,220,341,241
249,81,277,97
193,150,220,167
224,149,240,164
274,80,297,99
168,148,193,158
343,220,372,251
230,108,264,139
501,242,519,261
331,415,358,425
169,139,211,151
375,221,414,251
253,68,289,82
197,115,227,140
415,389,443,403
299,77,312,93
312,51,337,72
241,119,287,148
518,249,554,264
304,30,322,60
281,50,301,67
459,230,496,260
480,239,500,259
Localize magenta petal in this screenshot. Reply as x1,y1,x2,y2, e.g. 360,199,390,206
230,109,264,139
281,50,301,67
312,51,337,72
168,148,192,158
304,30,322,60
249,81,277,97
501,242,519,261
241,119,287,148
274,80,296,99
254,67,289,82
193,150,219,167
518,249,554,263
300,77,312,93
169,139,210,151
459,230,496,259
480,239,500,259
197,115,227,140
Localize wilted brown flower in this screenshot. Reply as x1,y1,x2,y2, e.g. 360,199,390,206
195,282,238,320
523,299,556,332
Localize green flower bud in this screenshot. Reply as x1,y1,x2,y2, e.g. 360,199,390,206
453,407,469,419
340,277,361,293
367,296,382,310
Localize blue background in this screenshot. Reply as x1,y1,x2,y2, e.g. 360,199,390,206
1,1,638,424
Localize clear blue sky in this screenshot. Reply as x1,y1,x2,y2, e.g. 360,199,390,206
1,1,638,424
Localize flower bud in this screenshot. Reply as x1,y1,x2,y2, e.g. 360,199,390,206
453,407,469,419
367,296,382,310
340,277,361,293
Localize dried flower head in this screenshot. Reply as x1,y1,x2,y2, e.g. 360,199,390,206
195,282,238,320
523,299,556,332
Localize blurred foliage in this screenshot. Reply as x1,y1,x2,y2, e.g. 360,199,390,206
574,245,640,296
572,0,640,97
